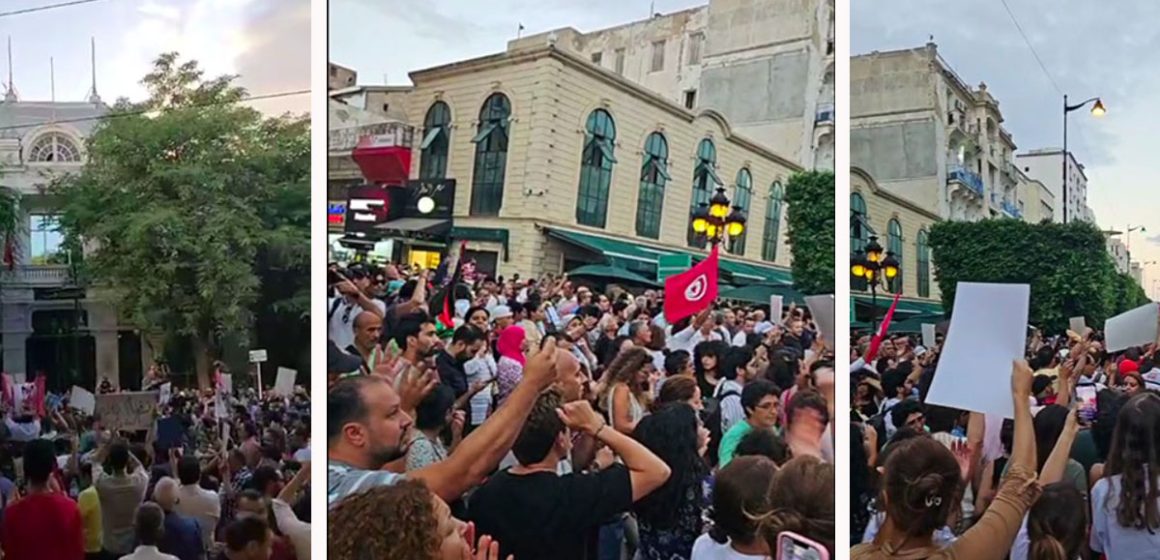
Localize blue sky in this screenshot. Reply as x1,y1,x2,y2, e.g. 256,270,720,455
854,0,1160,295
2,0,308,114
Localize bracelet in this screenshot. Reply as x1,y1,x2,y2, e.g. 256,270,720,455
593,422,607,439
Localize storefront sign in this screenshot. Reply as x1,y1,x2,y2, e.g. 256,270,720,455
328,201,347,230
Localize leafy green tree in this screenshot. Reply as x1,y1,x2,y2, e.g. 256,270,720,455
784,170,835,295
52,53,309,387
928,219,1119,333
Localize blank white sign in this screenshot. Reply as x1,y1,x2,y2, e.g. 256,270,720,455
805,294,835,351
1105,303,1159,353
926,283,1030,418
922,323,937,349
1069,316,1087,335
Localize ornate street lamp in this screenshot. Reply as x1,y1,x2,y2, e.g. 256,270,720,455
692,187,747,247
851,235,900,333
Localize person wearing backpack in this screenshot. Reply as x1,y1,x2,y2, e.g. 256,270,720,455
716,380,781,469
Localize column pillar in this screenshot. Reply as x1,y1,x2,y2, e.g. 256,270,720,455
1,289,32,377
87,302,120,390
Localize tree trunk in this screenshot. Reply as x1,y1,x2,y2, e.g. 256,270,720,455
193,334,212,390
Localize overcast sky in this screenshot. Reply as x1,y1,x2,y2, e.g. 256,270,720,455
2,0,308,115
854,0,1160,295
329,0,706,85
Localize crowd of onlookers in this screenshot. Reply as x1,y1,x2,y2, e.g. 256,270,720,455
326,254,836,559
0,371,311,560
850,322,1160,559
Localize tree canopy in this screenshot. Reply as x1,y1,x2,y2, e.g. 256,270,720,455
52,52,309,386
784,170,835,295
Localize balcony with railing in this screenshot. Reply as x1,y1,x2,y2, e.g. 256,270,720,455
947,164,984,197
0,265,72,287
815,103,834,125
1001,199,1022,219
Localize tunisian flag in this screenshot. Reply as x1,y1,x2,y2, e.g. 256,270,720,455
864,293,902,363
664,245,720,323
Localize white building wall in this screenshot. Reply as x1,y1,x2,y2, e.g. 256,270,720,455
1016,149,1088,223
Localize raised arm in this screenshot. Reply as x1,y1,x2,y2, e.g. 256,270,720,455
408,338,560,503
557,400,671,501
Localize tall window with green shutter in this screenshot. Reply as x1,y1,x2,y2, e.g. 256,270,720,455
728,168,752,255
469,94,511,216
887,219,904,294
851,193,869,290
688,138,722,248
762,181,783,262
576,109,617,227
635,132,669,239
917,229,931,298
419,101,451,180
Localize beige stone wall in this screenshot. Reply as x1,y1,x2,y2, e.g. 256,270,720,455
851,169,941,301
404,47,802,278
851,47,937,118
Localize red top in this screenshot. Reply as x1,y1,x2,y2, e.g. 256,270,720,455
1,492,84,560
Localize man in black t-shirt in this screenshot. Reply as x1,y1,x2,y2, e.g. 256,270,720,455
467,390,671,560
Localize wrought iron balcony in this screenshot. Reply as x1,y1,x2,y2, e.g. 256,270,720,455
947,165,984,197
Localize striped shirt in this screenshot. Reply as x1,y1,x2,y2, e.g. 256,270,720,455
327,460,403,507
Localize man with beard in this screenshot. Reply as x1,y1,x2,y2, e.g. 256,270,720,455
387,313,440,384
436,325,487,398
326,338,562,506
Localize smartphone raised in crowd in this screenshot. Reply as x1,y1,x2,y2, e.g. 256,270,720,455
777,531,829,560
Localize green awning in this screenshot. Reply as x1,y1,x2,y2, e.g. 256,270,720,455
718,258,793,285
852,294,944,315
887,313,945,334
565,264,659,287
719,283,805,306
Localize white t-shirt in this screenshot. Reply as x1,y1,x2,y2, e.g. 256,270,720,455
175,483,221,549
690,534,766,559
1091,474,1160,560
327,296,385,351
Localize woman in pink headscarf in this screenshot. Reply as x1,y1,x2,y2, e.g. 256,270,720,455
495,325,528,406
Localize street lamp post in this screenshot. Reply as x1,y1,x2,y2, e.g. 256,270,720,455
691,186,747,249
850,235,900,334
1062,95,1105,224
1127,225,1146,253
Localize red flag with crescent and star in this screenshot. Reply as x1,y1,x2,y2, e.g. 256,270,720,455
663,245,720,323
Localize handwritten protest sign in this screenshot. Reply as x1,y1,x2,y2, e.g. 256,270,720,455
69,386,96,415
94,391,158,430
274,368,297,396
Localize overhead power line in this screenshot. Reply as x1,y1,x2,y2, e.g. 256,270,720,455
0,0,107,18
998,0,1063,95
0,88,310,132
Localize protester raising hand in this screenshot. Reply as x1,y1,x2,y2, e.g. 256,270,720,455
398,366,439,418
460,525,514,560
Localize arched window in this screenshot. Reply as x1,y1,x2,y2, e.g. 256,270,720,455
687,138,722,248
888,219,904,294
762,182,784,262
469,94,511,216
917,229,931,298
851,192,869,290
635,132,668,239
576,109,617,227
728,168,752,255
419,101,451,180
28,133,81,163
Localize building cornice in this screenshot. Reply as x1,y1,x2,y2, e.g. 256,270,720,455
851,166,942,222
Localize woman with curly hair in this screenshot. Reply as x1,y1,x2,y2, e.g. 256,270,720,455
632,403,711,559
1089,391,1160,558
327,480,509,560
599,346,659,435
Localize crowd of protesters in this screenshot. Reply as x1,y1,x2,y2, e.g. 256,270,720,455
0,364,312,560
326,250,835,560
850,316,1160,560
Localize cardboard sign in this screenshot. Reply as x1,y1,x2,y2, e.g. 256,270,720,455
69,386,96,415
1069,316,1088,336
274,368,297,396
926,283,1030,418
249,349,268,363
804,294,835,350
94,391,158,430
1105,303,1159,353
922,323,937,349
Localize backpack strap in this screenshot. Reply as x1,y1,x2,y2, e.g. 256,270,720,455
328,298,345,320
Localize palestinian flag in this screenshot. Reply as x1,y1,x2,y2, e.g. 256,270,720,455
429,240,468,331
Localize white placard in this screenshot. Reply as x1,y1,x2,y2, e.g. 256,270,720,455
274,367,297,396
770,295,783,321
11,373,25,385
214,393,228,419
1069,316,1088,335
158,383,172,406
69,386,95,415
926,283,1030,418
1105,303,1159,353
804,294,835,350
922,323,937,349
219,373,233,395
248,349,268,363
